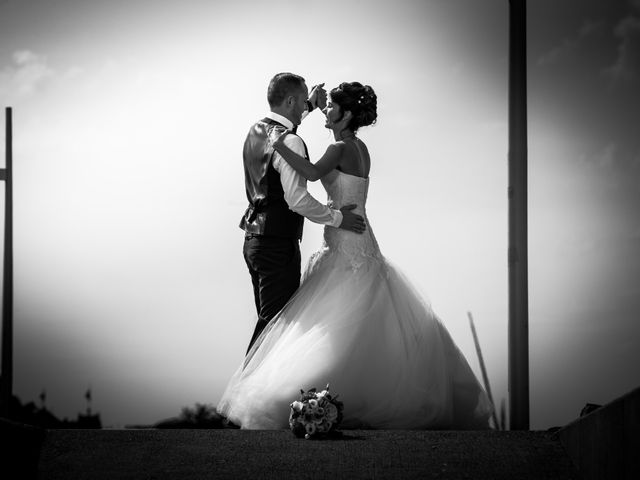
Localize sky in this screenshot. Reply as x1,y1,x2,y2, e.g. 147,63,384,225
0,0,638,430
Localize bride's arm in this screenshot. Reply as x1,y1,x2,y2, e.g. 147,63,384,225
273,134,341,182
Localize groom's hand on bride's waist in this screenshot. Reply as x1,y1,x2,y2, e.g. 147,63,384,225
339,204,366,234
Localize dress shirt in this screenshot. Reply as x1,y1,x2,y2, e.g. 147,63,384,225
265,111,343,228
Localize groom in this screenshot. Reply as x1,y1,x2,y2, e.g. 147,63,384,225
240,72,366,354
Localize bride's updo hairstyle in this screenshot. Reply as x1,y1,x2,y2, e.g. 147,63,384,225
330,82,377,133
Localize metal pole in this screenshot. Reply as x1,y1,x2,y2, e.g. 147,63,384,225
468,312,501,430
0,107,13,417
508,0,530,430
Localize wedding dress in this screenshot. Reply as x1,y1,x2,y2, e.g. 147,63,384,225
217,167,493,429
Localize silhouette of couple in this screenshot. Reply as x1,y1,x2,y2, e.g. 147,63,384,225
217,73,492,430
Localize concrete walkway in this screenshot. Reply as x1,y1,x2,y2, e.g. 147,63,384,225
29,429,578,480
5,386,637,478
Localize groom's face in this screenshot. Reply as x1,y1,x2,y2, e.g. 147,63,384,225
288,83,309,126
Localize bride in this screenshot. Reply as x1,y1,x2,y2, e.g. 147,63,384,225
217,82,493,430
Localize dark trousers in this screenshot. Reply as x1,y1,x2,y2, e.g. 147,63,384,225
243,235,301,354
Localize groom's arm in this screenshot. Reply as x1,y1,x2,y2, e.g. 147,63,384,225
273,135,342,227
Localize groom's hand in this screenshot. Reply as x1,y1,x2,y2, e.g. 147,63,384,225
339,204,366,234
309,83,327,111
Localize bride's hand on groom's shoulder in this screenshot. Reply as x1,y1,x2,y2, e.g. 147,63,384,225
271,130,291,151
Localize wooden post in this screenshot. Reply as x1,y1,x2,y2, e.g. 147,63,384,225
508,0,530,430
0,107,13,417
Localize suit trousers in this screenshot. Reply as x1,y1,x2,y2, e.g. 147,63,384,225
243,234,301,354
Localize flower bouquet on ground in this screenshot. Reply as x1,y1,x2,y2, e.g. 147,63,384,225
289,384,344,439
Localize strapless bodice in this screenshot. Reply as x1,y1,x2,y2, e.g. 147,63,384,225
305,170,383,275
321,169,369,216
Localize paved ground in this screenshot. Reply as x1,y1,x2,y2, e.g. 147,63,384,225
21,428,579,480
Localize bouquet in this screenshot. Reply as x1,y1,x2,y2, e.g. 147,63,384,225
289,384,344,439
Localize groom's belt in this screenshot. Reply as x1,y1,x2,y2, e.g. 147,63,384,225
239,203,303,240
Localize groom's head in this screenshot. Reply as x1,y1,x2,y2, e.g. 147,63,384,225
267,72,309,126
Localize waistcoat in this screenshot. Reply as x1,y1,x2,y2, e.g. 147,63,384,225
239,117,305,240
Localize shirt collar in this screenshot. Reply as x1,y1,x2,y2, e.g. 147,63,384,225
266,111,294,130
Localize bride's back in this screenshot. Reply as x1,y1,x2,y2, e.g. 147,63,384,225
321,157,378,264
336,138,370,179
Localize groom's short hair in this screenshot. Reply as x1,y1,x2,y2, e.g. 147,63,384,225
267,73,306,108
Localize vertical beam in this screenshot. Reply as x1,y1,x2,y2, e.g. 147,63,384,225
0,107,13,417
508,0,530,430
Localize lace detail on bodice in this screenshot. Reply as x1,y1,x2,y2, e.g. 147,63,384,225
304,170,384,276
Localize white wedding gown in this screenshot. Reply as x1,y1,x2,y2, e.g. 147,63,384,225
217,169,493,429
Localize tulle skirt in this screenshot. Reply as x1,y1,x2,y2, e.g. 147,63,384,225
217,247,493,430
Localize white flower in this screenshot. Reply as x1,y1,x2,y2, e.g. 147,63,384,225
320,418,333,432
308,399,319,409
290,401,304,412
305,422,317,436
325,403,338,422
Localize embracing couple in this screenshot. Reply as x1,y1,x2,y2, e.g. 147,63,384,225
217,73,493,430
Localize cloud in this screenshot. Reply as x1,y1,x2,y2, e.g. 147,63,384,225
538,20,604,66
0,50,54,100
591,141,640,171
603,9,640,82
596,142,617,169
0,49,86,105
585,142,640,193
